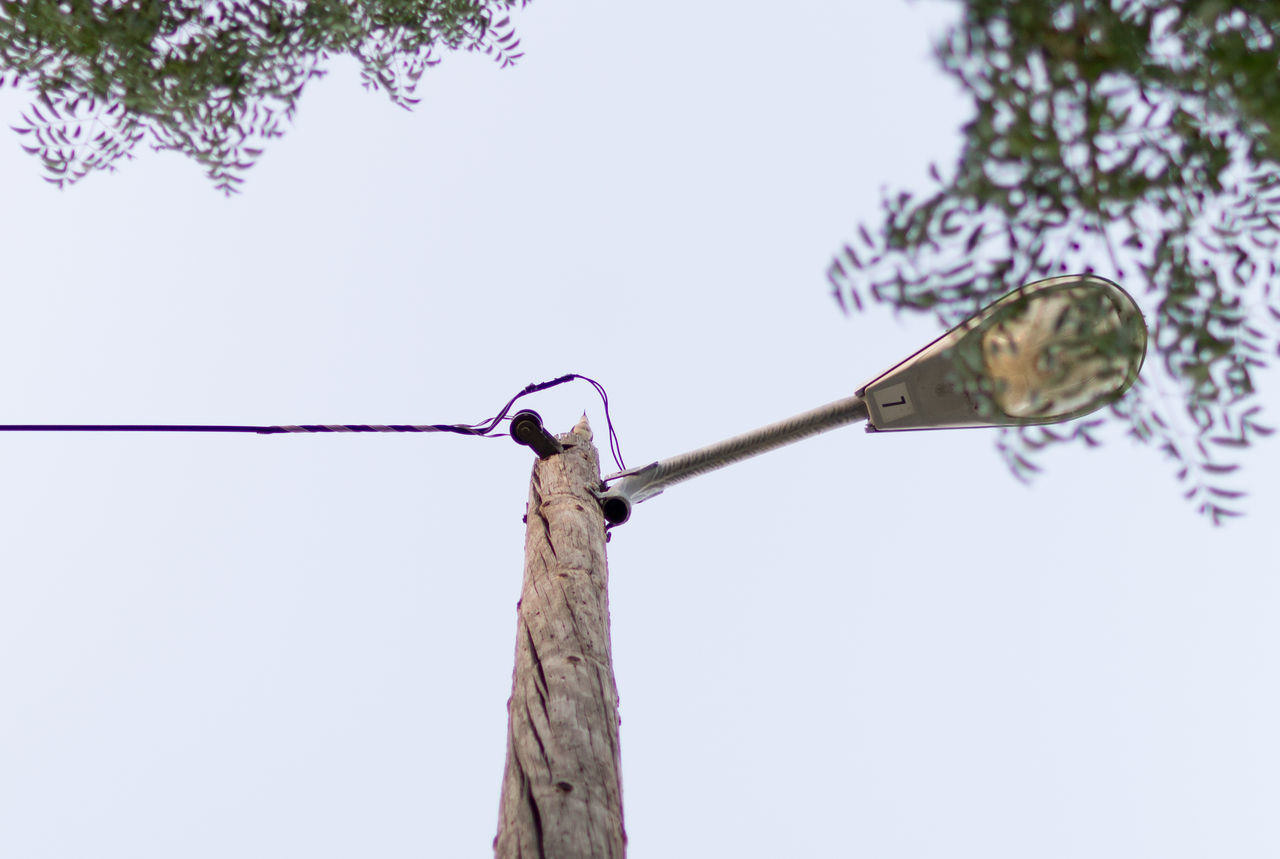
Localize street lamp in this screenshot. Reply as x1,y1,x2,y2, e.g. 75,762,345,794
597,274,1148,525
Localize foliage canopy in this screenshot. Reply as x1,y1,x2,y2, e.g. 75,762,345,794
0,0,525,192
3,0,1275,521
829,0,1280,522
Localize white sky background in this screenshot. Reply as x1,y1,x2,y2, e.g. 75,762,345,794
1,1,1278,857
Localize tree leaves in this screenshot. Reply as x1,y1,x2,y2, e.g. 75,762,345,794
832,0,1280,523
0,0,531,193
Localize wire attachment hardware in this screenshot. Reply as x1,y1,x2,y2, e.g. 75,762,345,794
509,410,564,459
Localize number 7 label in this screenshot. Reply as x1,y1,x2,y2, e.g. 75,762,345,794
873,383,914,420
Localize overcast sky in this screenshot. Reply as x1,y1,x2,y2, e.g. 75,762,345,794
1,2,1278,858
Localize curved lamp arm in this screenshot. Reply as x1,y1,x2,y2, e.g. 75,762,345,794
597,394,869,524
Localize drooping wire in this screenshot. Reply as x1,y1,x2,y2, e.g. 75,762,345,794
575,374,626,473
0,373,627,471
449,372,625,470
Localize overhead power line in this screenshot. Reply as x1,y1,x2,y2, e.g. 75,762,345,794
0,374,626,471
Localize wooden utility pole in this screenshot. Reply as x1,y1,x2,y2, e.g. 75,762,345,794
495,418,626,859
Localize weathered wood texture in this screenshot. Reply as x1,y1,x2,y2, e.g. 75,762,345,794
495,423,625,859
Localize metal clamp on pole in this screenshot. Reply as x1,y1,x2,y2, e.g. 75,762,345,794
509,410,565,459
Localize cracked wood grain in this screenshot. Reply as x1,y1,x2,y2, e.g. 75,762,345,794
495,425,625,859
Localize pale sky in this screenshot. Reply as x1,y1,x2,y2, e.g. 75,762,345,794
1,2,1278,858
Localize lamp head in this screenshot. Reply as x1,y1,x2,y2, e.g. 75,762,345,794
860,275,1147,431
